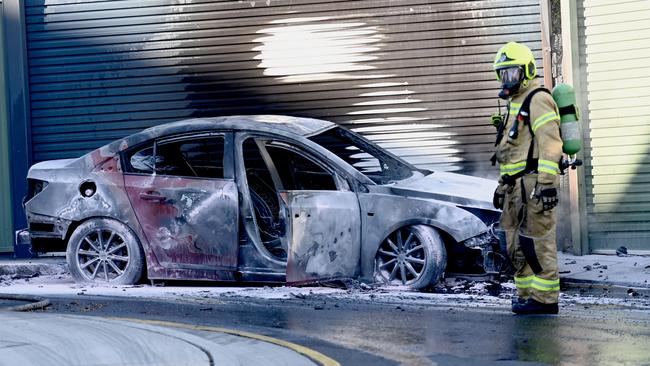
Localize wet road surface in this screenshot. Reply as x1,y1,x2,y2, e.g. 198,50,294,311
0,312,323,366
32,293,650,366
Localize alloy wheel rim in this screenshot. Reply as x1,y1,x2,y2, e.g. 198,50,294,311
376,227,427,286
77,229,130,282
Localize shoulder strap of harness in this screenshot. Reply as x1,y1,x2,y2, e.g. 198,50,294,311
520,87,552,134
521,87,551,173
500,87,551,184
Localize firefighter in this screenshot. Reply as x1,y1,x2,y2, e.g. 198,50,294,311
491,42,563,314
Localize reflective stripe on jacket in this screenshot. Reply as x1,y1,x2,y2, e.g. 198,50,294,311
495,79,563,185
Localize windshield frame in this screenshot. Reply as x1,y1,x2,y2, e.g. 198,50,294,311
308,126,430,185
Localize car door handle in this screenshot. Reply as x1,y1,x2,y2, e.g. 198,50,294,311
139,192,166,202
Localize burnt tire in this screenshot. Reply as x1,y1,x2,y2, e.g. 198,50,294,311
66,218,145,285
374,225,447,289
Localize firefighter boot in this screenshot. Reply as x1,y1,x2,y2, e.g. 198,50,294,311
512,298,558,315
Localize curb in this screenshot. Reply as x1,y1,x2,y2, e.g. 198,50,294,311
561,279,650,298
0,294,51,311
0,261,67,278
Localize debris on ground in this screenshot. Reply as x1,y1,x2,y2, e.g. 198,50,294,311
428,277,515,298
338,279,375,291
0,273,40,285
616,246,629,257
586,263,609,271
1,271,650,311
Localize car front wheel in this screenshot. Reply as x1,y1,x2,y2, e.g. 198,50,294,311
67,218,144,285
374,225,447,289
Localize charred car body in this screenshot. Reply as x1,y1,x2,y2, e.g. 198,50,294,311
22,115,502,288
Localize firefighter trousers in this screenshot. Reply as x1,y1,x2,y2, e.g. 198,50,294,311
500,174,559,304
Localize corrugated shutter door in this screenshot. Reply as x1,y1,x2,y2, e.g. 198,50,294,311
25,0,542,179
579,0,650,251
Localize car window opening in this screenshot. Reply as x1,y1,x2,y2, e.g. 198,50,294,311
309,126,426,184
128,145,155,174
126,137,225,179
265,144,337,191
156,137,225,178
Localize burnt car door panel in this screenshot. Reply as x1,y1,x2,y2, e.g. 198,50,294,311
283,191,361,283
259,140,361,283
123,134,239,272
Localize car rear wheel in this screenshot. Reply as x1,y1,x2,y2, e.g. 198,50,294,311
374,225,447,289
67,218,144,285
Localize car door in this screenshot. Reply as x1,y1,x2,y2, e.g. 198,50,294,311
123,133,238,271
259,139,362,284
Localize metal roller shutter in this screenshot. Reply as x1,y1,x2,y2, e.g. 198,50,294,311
25,0,543,178
578,0,650,252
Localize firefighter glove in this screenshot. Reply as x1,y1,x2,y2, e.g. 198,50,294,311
535,183,558,211
493,185,506,210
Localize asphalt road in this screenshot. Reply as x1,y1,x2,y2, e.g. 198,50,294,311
29,293,650,366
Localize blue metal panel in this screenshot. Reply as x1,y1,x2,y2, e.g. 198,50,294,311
0,0,14,252
4,0,30,243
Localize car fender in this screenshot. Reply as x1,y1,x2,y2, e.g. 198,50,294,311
357,193,488,282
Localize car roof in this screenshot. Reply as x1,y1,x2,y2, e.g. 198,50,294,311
103,115,336,154
142,115,334,138
75,115,372,188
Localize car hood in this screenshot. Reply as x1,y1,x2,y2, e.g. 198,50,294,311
389,171,499,210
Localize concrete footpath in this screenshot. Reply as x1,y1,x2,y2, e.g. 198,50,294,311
558,252,650,289
0,311,320,366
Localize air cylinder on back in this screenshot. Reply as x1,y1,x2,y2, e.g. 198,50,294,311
551,83,582,155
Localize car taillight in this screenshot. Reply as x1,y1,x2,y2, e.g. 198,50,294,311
27,179,48,201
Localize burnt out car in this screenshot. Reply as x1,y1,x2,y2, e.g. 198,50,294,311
22,115,502,288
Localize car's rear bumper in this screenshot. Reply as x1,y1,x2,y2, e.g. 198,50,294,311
19,212,74,256
25,212,72,240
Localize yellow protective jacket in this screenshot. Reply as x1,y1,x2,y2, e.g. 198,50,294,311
495,78,563,186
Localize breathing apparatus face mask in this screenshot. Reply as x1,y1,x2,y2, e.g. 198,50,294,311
497,66,524,99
